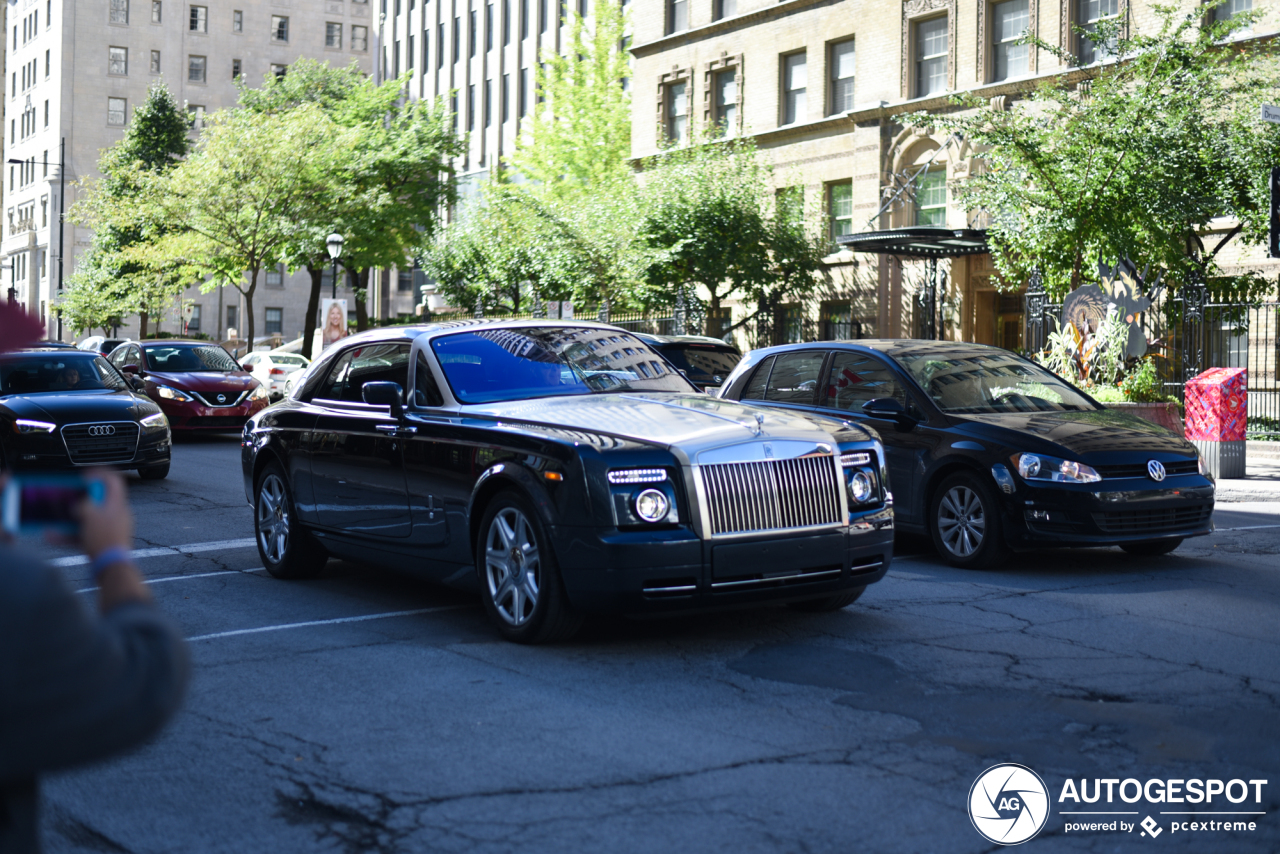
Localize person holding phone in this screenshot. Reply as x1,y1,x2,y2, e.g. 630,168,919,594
0,304,191,854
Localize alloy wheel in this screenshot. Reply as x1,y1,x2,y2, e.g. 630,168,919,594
937,485,986,558
484,507,541,626
257,473,290,565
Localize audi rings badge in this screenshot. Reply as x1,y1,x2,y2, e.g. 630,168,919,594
87,425,117,437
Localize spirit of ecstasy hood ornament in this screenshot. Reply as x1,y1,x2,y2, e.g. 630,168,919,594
753,413,764,436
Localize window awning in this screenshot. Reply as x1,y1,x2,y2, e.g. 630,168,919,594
836,227,990,258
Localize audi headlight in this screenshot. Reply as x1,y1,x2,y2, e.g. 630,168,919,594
13,418,56,434
156,384,193,402
1013,452,1101,484
249,384,269,401
634,489,670,523
140,412,169,429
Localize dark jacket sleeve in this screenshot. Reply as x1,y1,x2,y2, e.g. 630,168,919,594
0,546,191,781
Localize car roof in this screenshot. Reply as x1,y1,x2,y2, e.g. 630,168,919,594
631,332,739,349
330,318,654,348
138,339,216,347
1,347,104,360
751,339,1012,361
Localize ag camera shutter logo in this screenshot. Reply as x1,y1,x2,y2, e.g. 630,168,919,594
969,763,1050,845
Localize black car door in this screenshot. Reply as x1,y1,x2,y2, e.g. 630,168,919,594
818,351,942,527
308,343,413,537
398,350,456,551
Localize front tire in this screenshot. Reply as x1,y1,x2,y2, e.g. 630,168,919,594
255,462,327,579
476,491,582,644
787,586,866,612
929,473,1009,569
1121,538,1183,556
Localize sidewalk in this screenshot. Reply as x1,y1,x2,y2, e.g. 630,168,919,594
1214,442,1280,502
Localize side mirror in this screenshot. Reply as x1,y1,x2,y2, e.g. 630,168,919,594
362,381,404,420
128,375,146,391
121,364,141,375
861,398,905,420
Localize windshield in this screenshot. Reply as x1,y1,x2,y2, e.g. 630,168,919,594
656,345,742,383
270,354,307,367
432,327,697,404
0,354,129,394
143,344,241,372
898,350,1098,414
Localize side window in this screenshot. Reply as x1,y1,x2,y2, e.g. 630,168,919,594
740,356,776,400
93,357,128,390
824,352,907,412
414,352,444,407
108,348,127,368
763,350,825,405
342,343,411,403
314,351,354,401
126,346,142,367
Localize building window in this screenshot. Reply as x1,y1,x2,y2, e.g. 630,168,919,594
665,81,688,145
397,270,413,292
712,69,736,137
915,168,946,225
1214,0,1252,22
264,308,283,335
226,305,237,335
352,25,368,51
187,104,205,129
45,49,50,77
151,0,161,22
233,9,243,32
407,35,414,68
829,39,855,114
188,54,206,82
715,0,734,18
188,304,202,332
107,97,127,126
271,63,287,78
326,22,342,47
110,0,129,24
484,78,492,126
232,58,241,78
43,100,48,127
828,182,852,246
1077,0,1118,63
271,15,288,41
519,67,530,115
781,52,806,125
486,3,493,50
265,265,283,287
667,0,686,33
150,49,161,73
501,72,510,120
422,31,429,68
470,9,477,55
914,15,948,97
992,0,1029,81
504,0,511,43
467,83,476,129
189,4,206,32
108,46,128,75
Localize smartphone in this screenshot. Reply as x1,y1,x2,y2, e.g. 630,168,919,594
1,474,107,535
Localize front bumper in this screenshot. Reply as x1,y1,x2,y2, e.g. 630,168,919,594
551,506,895,615
1003,477,1215,547
159,396,268,431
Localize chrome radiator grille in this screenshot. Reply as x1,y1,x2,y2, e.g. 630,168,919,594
698,455,843,536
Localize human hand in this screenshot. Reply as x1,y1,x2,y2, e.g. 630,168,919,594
74,469,135,561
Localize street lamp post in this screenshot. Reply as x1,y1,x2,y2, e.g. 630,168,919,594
326,233,344,300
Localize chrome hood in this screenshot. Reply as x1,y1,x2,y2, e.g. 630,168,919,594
469,393,844,462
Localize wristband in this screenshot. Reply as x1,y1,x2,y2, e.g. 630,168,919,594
89,546,132,581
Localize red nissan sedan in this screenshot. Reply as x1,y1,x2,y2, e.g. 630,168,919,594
107,340,270,431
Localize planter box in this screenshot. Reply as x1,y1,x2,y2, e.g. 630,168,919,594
1102,401,1183,435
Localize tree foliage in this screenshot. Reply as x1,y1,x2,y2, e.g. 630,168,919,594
910,6,1280,300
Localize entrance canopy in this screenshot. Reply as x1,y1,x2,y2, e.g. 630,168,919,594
836,227,989,258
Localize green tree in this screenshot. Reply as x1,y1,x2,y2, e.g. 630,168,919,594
509,1,632,196
910,6,1280,300
64,83,190,336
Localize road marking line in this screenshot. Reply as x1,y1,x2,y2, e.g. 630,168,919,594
1160,812,1266,815
186,605,470,642
75,568,264,594
52,538,257,567
1215,524,1280,531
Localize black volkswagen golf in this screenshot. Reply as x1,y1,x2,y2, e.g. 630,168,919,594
719,340,1214,568
0,347,172,477
241,321,893,643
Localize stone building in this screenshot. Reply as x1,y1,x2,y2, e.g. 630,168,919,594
3,0,373,344
627,0,1277,348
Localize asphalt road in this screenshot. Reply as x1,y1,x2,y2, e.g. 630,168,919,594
31,433,1280,853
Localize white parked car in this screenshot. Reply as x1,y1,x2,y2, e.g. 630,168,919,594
240,351,310,400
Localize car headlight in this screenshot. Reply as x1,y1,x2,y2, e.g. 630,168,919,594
1197,455,1212,479
1013,452,1102,484
608,468,668,484
156,384,193,402
12,418,56,434
840,449,882,507
140,411,169,429
848,471,875,504
634,488,671,523
249,384,269,401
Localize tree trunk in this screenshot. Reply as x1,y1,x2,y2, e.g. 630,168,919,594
301,264,323,361
706,290,722,337
354,268,370,331
139,310,150,340
242,274,258,358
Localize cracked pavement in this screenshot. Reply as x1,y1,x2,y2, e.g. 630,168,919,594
36,434,1280,852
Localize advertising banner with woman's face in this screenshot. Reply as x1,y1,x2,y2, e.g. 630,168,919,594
321,299,348,351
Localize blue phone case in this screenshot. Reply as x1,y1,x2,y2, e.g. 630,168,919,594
1,475,107,535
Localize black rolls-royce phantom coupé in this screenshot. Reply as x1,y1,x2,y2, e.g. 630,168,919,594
241,321,894,643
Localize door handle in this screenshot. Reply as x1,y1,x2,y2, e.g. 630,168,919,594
375,425,418,435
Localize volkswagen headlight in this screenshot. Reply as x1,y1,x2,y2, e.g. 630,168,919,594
13,419,56,434
156,384,193,402
1013,452,1101,484
249,384,269,401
